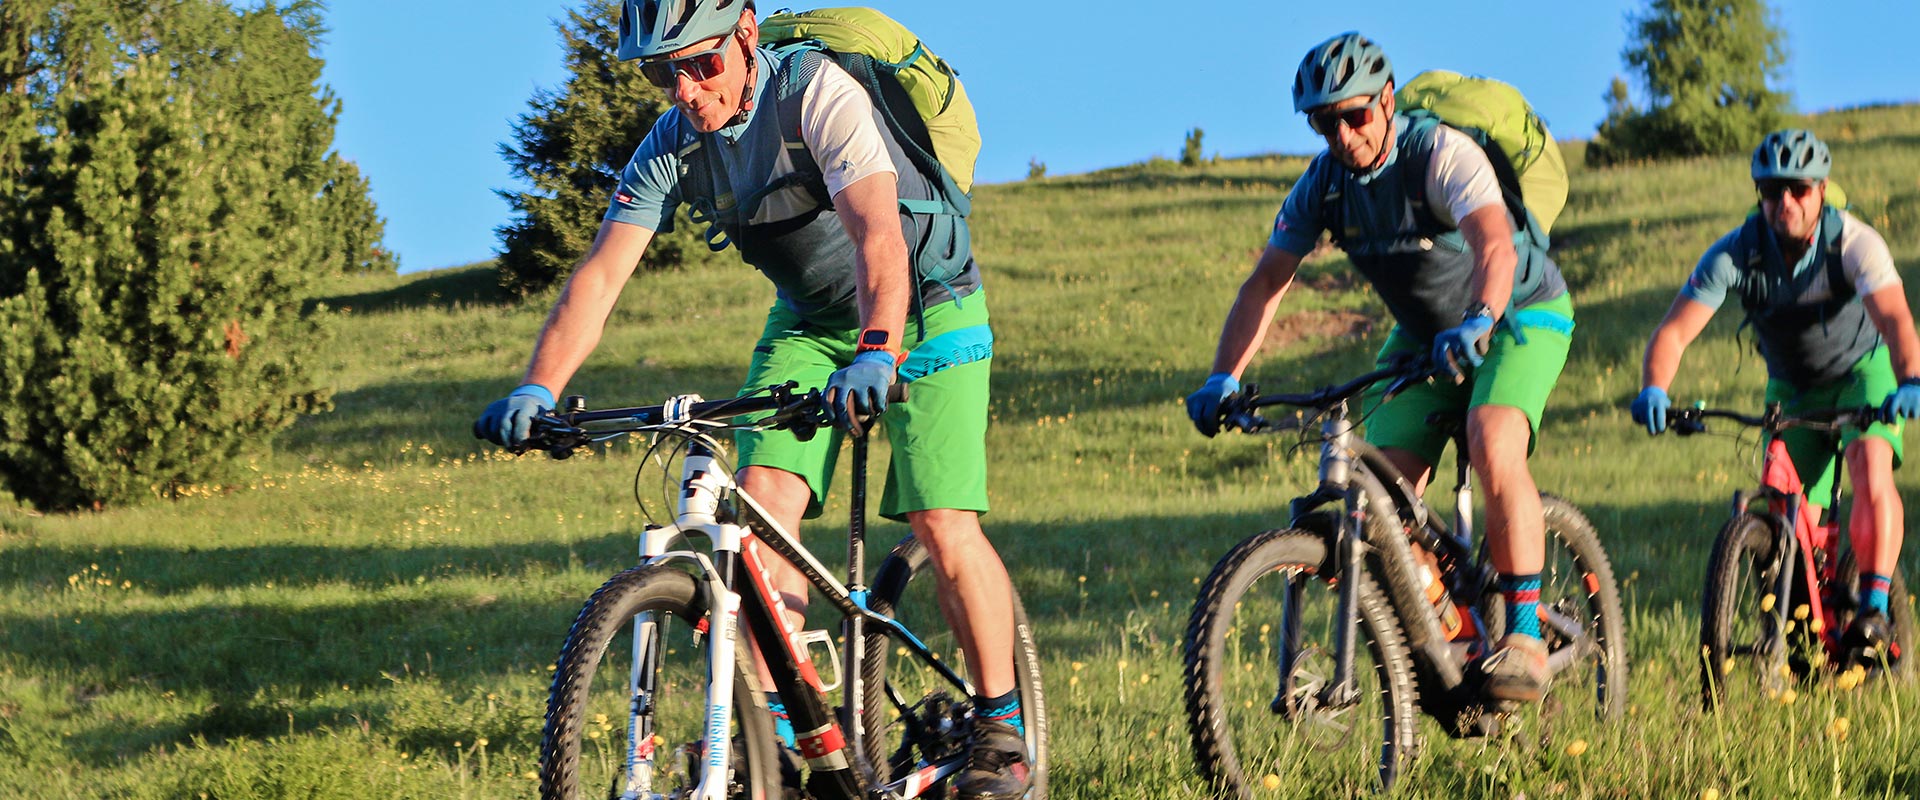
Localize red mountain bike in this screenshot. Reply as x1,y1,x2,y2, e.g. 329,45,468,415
1666,403,1916,707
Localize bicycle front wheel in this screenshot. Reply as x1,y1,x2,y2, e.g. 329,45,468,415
1700,511,1786,708
540,564,785,800
861,534,1049,799
1183,525,1420,798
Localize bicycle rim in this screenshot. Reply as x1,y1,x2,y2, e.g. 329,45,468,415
862,534,1049,799
1183,526,1419,798
540,565,784,800
1476,496,1629,721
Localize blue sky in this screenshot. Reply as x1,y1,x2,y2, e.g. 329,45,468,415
318,0,1920,273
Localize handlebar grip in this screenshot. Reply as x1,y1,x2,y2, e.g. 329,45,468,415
888,381,909,404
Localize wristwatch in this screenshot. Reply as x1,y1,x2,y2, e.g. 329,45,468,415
857,328,908,366
1462,302,1494,322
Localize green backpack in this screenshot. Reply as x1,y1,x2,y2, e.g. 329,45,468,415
1395,70,1569,238
759,7,981,196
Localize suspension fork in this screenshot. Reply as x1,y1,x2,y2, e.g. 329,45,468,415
1277,404,1366,709
1764,494,1804,671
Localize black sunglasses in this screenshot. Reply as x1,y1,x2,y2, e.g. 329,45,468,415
1757,180,1818,202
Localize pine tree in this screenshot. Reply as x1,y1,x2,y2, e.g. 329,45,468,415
1588,0,1791,166
495,0,717,297
0,1,383,509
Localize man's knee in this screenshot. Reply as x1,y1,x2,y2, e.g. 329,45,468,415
1467,405,1533,473
1847,438,1899,496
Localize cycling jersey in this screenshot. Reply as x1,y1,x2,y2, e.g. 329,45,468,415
605,48,979,330
1269,114,1568,344
1683,207,1900,389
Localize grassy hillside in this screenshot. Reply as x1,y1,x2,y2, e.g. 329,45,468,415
5,104,1920,798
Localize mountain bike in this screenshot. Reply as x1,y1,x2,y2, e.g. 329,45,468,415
1182,355,1627,796
520,381,1048,800
1663,402,1916,708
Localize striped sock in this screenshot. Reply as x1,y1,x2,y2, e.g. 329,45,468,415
766,692,796,748
976,689,1024,738
1861,573,1893,615
1501,572,1542,640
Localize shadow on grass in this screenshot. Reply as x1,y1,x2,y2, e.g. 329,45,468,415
307,265,509,315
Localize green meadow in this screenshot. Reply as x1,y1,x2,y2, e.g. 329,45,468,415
6,103,1920,798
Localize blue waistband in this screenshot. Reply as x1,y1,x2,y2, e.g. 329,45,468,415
1507,308,1575,336
899,324,993,382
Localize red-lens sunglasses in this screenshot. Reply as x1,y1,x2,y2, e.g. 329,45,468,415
1307,94,1383,136
638,31,736,89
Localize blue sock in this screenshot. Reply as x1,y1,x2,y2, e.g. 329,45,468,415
976,689,1024,738
1861,573,1893,615
766,693,796,748
1501,572,1542,640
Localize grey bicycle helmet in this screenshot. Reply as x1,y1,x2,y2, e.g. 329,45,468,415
1751,129,1831,182
617,0,751,61
1292,32,1394,112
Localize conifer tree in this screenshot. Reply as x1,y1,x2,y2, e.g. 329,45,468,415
495,0,716,296
0,1,385,509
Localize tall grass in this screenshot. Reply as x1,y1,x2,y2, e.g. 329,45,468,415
4,105,1920,798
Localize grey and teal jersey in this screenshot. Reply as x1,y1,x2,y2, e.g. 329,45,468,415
1683,206,1900,389
604,47,978,330
1268,113,1568,344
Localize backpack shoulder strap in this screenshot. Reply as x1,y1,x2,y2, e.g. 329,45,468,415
1733,212,1770,312
1397,113,1446,230
1821,205,1850,302
669,118,734,252
1309,151,1347,244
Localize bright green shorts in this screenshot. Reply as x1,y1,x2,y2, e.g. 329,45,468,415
1768,345,1905,507
1361,294,1575,467
735,292,992,521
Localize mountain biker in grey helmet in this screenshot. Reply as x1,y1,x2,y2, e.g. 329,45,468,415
478,2,1028,797
1634,129,1920,670
1189,30,1578,706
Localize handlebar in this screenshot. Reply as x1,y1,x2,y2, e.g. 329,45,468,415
1665,402,1882,437
511,381,909,459
1220,354,1452,433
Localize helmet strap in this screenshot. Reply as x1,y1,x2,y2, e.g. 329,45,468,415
729,29,756,127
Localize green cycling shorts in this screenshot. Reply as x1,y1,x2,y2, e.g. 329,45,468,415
1361,293,1575,467
735,292,993,521
1768,344,1904,507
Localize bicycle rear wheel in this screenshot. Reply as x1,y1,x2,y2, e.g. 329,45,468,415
540,564,785,800
861,534,1049,799
1700,512,1787,708
1474,496,1628,720
1832,549,1918,680
1183,525,1420,798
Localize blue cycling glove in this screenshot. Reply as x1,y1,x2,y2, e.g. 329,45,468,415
474,383,554,447
1629,386,1670,436
1432,313,1494,381
826,351,898,430
1881,379,1920,422
1185,372,1240,438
